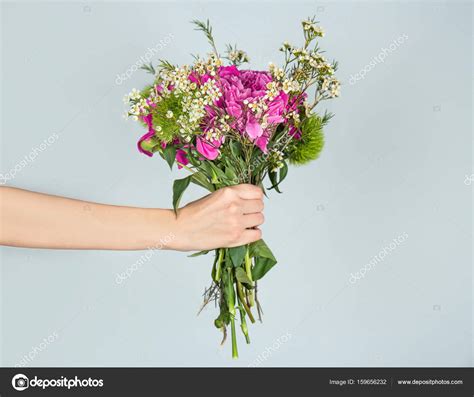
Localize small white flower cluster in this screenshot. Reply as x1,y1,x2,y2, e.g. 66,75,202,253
125,55,225,141
243,97,271,130
193,53,223,76
123,89,147,120
279,41,292,52
302,20,325,38
281,45,340,99
269,149,285,172
268,63,300,94
321,76,340,98
204,114,231,141
228,49,249,65
287,110,300,123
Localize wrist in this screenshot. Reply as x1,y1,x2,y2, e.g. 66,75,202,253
144,208,179,250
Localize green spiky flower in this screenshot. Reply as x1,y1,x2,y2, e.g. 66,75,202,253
138,86,184,143
151,93,184,143
288,114,325,165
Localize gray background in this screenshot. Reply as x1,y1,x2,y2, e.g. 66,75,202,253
1,1,472,367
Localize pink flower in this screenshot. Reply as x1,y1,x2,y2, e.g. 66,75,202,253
137,131,155,157
218,65,240,78
196,136,221,160
188,71,212,85
266,91,289,124
137,114,155,157
245,117,263,139
176,149,189,168
289,125,302,140
255,133,270,153
199,67,291,152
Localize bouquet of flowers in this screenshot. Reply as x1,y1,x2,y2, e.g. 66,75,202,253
124,17,339,358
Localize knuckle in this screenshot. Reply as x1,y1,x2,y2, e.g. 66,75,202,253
224,186,233,194
220,187,234,199
228,202,239,214
255,188,264,199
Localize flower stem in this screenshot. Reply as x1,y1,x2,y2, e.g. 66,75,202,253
244,246,253,283
230,316,238,358
238,302,251,344
236,280,255,323
213,248,224,282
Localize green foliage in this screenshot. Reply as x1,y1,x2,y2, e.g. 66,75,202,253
235,267,252,285
140,62,156,75
229,246,246,267
140,84,154,98
151,93,184,143
156,59,176,73
268,161,288,193
172,175,192,213
288,114,325,165
162,145,177,169
191,19,219,54
249,240,277,280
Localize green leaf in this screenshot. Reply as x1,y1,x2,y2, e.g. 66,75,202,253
228,245,246,267
200,161,229,185
172,175,192,213
162,145,177,169
188,250,210,257
235,267,252,285
140,62,156,75
190,171,215,192
268,161,288,193
224,165,237,184
249,239,277,280
268,170,282,193
229,141,242,157
279,161,288,183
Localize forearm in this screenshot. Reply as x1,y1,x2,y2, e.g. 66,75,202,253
0,187,176,250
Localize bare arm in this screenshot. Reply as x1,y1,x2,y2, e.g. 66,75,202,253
0,185,264,251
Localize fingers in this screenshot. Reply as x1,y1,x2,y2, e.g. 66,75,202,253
230,228,262,247
242,212,264,229
230,184,263,200
241,199,264,214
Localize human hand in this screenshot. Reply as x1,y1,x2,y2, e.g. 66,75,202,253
170,184,264,252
